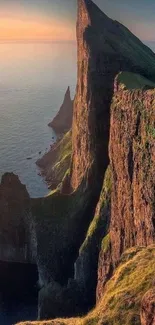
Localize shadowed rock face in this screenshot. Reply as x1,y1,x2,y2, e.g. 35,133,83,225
48,87,73,134
97,86,155,300
70,0,155,192
0,173,36,264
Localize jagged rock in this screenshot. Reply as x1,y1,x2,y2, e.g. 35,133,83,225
70,0,155,192
97,75,155,300
140,289,155,325
0,173,36,264
48,87,73,134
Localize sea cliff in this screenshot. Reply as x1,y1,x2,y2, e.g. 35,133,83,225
0,0,155,324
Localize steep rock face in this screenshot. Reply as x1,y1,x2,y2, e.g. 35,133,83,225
48,87,73,134
70,0,155,191
97,83,155,300
140,289,155,325
32,181,98,289
74,166,111,308
36,131,72,191
0,173,36,264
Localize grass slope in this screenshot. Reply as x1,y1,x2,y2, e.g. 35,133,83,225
37,131,72,191
116,71,155,90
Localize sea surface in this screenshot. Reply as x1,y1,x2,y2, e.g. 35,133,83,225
0,41,77,198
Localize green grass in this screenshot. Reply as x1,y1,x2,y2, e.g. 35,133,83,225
43,130,72,193
80,166,111,253
116,72,155,90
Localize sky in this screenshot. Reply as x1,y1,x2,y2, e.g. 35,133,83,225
0,0,155,41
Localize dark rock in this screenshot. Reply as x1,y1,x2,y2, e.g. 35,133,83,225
38,279,84,320
0,173,36,264
48,87,73,134
74,166,111,308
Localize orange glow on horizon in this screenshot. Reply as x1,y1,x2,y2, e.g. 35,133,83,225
0,8,75,41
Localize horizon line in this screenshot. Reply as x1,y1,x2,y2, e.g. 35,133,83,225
0,39,76,43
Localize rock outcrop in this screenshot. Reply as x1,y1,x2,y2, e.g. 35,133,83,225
97,75,155,300
0,173,36,264
140,289,155,325
48,87,73,134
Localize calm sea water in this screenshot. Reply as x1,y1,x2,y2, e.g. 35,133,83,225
0,41,77,198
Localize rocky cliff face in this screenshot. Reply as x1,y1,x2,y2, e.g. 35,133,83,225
70,0,155,192
97,77,155,300
0,173,36,264
48,87,73,134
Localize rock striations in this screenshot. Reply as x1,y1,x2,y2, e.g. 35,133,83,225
0,0,155,324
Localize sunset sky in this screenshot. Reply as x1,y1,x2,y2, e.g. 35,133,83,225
0,0,155,41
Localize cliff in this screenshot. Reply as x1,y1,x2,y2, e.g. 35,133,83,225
1,0,155,323
48,87,73,134
70,0,155,191
97,75,155,300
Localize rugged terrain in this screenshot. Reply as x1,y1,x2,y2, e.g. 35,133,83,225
0,0,155,324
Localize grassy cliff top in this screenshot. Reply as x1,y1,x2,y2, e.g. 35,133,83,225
116,71,155,90
16,245,155,325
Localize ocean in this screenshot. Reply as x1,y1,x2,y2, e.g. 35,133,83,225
0,41,77,198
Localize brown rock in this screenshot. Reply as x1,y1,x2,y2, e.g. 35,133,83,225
141,289,155,325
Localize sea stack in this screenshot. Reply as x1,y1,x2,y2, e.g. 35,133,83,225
48,86,73,134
